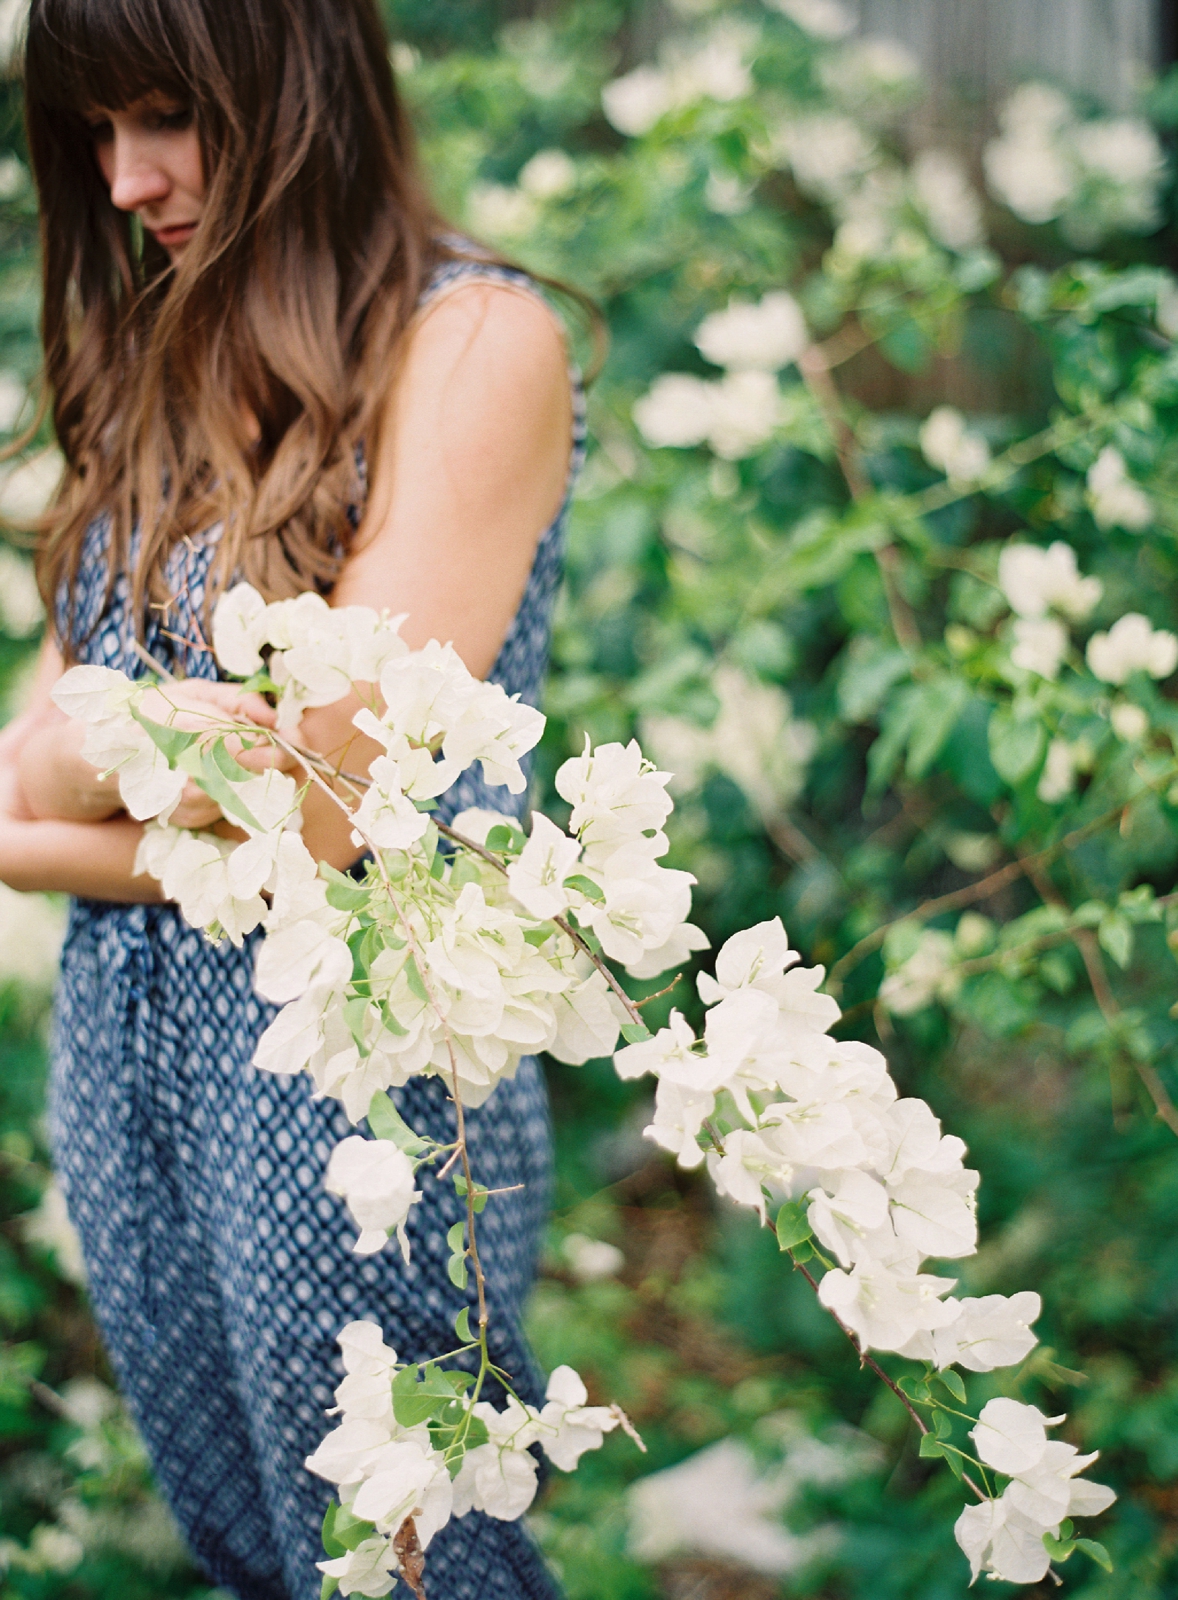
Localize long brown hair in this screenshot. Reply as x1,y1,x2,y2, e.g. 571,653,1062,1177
23,0,464,646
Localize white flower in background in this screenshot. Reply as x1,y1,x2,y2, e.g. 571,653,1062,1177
695,292,809,372
467,183,538,240
211,582,268,676
0,370,26,431
602,66,674,136
704,170,754,215
1087,612,1178,685
1037,738,1078,804
1011,616,1067,680
766,0,855,39
506,812,582,919
708,370,781,458
644,665,817,825
879,929,957,1015
324,1136,422,1259
984,84,1167,244
628,1435,828,1575
820,38,920,116
997,541,1101,622
0,449,62,524
984,83,1075,224
773,113,877,202
20,1180,86,1285
518,148,577,198
919,406,991,484
1087,446,1152,531
1110,700,1149,742
0,882,65,991
910,150,985,251
561,1233,625,1281
601,21,753,136
317,1537,398,1599
633,374,715,448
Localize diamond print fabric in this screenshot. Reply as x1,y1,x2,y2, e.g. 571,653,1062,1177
49,260,585,1600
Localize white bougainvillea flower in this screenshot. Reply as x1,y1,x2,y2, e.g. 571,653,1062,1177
506,813,582,919
1087,612,1178,684
556,738,675,849
697,917,801,1005
971,1398,1062,1476
1010,615,1068,679
50,664,139,724
932,1291,1041,1372
1037,737,1078,804
954,1496,1053,1586
919,406,991,483
694,292,808,373
212,582,269,677
536,1366,620,1471
255,919,352,1003
350,1438,453,1546
806,1170,891,1267
644,1078,716,1169
325,1136,422,1259
1087,445,1153,531
818,1259,961,1352
633,374,716,449
305,1417,404,1489
998,540,1102,621
316,1536,398,1599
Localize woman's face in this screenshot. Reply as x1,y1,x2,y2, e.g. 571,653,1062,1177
85,95,205,259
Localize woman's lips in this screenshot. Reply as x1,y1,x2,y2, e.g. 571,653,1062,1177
150,222,198,248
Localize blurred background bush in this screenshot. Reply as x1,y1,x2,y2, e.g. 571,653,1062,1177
3,1,1178,1596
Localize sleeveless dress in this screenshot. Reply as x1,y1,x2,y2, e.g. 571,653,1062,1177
48,260,585,1600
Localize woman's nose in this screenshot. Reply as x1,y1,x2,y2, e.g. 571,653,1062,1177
106,134,172,213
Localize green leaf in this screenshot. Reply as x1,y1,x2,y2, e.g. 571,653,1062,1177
620,1019,652,1044
454,1175,489,1213
321,1502,346,1559
238,669,280,695
210,738,257,788
367,1092,428,1154
906,678,970,780
378,1001,410,1039
321,1578,340,1600
342,996,371,1055
987,708,1046,785
322,864,370,912
1042,1531,1075,1560
936,1369,967,1404
941,1446,964,1480
332,1506,376,1553
918,1432,945,1459
177,741,264,830
1074,1538,1113,1572
391,1363,461,1427
447,1221,466,1255
448,1252,469,1290
130,709,199,766
454,1306,472,1343
404,953,428,1002
1098,912,1134,970
485,822,524,853
775,1200,813,1251
932,1408,952,1439
563,873,605,904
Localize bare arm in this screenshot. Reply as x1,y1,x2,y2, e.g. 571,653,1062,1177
298,280,574,868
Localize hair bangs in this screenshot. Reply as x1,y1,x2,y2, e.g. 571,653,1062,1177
25,0,192,118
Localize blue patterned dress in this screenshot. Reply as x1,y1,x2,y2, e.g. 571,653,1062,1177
48,261,584,1600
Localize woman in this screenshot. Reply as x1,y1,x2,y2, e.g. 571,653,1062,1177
0,1,583,1596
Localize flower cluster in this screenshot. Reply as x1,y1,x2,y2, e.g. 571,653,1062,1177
306,1322,621,1596
601,18,754,137
984,83,1168,246
632,291,809,459
51,580,1116,1589
956,1400,1115,1584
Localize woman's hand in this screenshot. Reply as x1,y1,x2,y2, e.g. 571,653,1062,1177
19,675,296,829
135,678,297,830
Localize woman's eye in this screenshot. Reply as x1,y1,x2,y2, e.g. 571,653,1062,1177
151,108,194,133
85,120,113,143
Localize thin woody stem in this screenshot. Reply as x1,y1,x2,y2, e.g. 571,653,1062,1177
828,799,1146,996
267,734,494,1338
790,1255,989,1503
798,344,921,655
434,819,649,1032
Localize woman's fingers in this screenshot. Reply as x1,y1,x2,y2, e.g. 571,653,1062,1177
168,779,224,831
